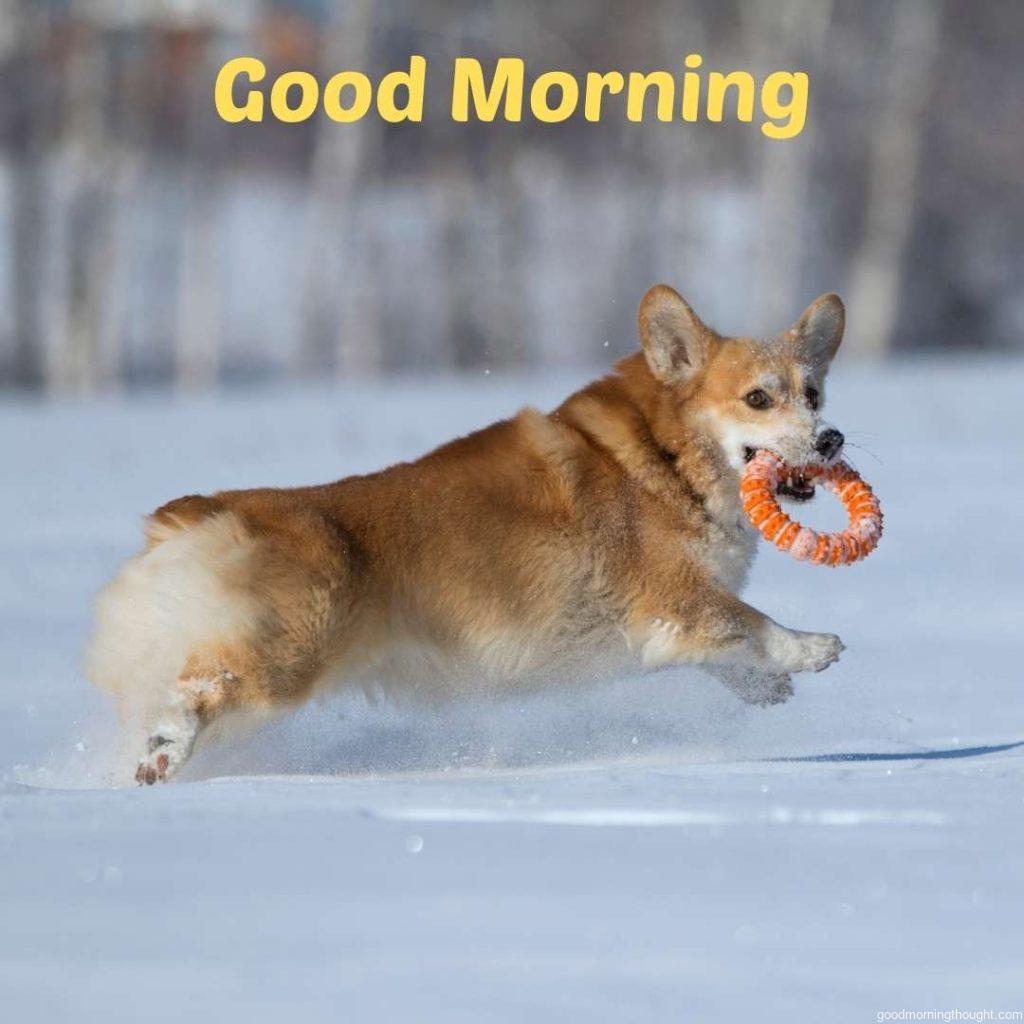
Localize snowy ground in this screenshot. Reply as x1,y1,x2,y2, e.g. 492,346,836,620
1,360,1022,1021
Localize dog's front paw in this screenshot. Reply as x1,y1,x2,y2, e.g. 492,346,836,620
768,628,844,674
750,673,794,706
720,667,794,707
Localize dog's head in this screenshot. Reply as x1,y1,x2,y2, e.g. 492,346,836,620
638,284,845,489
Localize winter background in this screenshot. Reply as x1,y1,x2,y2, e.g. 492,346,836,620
2,1,1023,1021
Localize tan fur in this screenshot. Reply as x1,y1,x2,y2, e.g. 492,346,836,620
88,284,849,783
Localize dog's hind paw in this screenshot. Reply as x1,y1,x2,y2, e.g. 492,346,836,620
135,747,171,785
134,721,195,785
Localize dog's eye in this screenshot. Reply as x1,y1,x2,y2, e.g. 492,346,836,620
744,389,772,410
805,387,820,410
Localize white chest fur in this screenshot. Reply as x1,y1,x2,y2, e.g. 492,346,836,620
695,478,758,593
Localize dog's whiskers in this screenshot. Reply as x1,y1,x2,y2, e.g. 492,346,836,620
842,440,883,466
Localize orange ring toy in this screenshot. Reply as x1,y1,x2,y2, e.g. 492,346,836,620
741,451,883,566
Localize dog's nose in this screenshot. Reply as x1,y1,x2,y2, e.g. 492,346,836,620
815,428,845,460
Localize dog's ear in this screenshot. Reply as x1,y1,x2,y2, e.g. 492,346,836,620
638,285,713,383
791,293,844,370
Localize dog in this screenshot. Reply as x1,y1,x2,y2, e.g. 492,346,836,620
87,284,848,783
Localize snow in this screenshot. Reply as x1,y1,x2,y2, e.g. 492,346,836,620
1,359,1023,1021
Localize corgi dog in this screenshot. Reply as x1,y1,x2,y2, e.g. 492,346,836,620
88,285,848,784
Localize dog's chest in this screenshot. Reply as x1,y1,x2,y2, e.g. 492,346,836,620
693,485,758,592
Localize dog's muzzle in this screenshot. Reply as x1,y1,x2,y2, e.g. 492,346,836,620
815,428,845,461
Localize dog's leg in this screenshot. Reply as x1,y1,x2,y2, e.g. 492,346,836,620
133,668,238,784
133,636,332,784
133,642,253,785
630,586,843,678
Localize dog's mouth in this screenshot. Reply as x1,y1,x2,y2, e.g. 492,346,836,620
777,471,816,502
743,447,815,501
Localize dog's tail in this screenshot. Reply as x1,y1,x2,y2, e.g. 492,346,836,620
144,494,226,548
87,509,256,715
